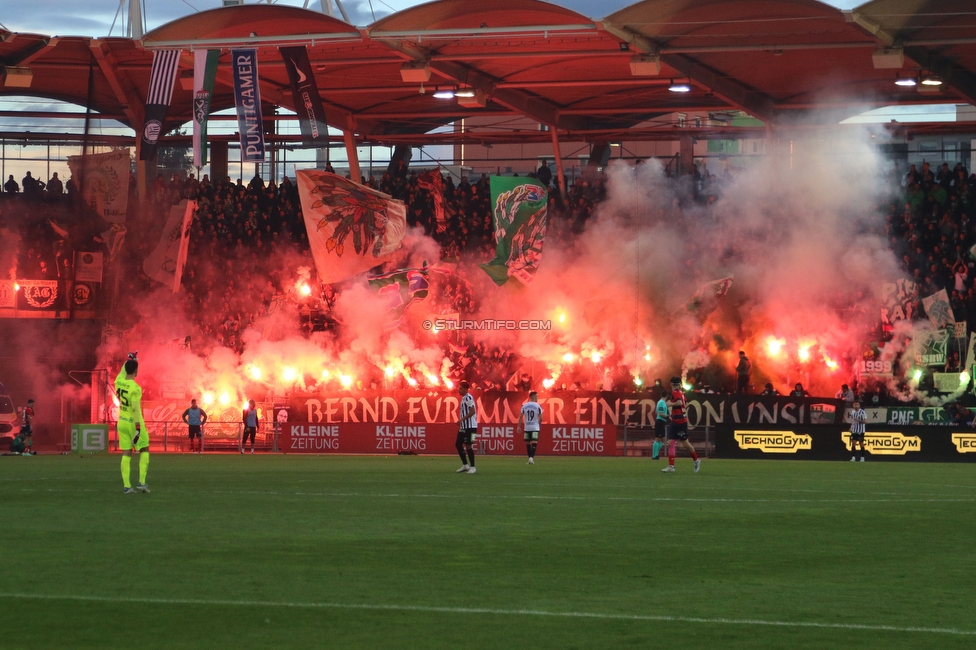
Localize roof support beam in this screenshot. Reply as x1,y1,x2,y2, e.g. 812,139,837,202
600,21,776,124
0,38,49,67
368,36,586,131
90,42,145,129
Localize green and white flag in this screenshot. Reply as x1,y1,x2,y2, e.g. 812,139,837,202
192,49,220,169
913,326,951,366
480,177,548,286
921,288,955,328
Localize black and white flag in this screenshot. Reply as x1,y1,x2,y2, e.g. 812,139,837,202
140,49,181,161
280,46,329,147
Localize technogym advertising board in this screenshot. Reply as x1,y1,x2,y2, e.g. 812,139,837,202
715,425,974,462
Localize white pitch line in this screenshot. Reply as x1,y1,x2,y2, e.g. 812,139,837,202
0,592,971,637
9,487,976,503
201,490,976,503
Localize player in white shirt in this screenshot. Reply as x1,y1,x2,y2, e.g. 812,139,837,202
849,400,868,462
456,380,478,474
517,391,543,464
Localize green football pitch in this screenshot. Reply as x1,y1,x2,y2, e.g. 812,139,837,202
1,454,974,649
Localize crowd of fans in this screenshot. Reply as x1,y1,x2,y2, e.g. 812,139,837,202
0,171,105,291
886,161,976,331
5,156,976,397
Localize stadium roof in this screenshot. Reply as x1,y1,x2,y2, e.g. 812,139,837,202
1,0,974,146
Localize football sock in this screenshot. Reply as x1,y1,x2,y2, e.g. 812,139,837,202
690,449,699,461
530,443,537,458
467,448,476,466
121,456,132,489
139,451,150,484
668,441,676,466
526,445,532,458
652,441,661,458
456,444,467,464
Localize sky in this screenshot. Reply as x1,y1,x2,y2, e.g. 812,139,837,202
3,0,863,36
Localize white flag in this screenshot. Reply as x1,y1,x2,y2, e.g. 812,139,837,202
143,200,196,292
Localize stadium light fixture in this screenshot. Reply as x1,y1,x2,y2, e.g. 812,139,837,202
920,74,943,86
432,87,456,99
668,79,691,93
454,88,476,98
894,72,917,87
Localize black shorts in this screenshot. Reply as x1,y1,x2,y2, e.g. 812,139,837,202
188,425,201,438
667,422,689,441
655,420,667,438
456,428,476,446
849,432,865,442
21,426,32,436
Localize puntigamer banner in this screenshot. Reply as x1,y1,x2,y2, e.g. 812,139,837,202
231,48,266,162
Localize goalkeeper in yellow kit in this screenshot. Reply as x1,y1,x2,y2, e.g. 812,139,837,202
115,351,150,494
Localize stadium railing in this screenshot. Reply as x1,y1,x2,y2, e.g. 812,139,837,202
620,424,714,458
107,421,282,453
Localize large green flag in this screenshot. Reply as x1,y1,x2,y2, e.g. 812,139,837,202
480,177,549,286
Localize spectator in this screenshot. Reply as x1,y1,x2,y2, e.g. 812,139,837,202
790,383,809,398
22,171,44,198
47,172,63,198
836,384,855,404
735,351,751,394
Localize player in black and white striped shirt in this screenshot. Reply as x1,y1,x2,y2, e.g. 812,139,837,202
849,400,867,462
455,381,478,474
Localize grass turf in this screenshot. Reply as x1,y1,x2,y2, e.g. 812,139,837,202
0,454,974,649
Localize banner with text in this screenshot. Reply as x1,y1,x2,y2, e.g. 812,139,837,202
282,422,616,456
231,48,266,162
288,391,843,431
881,279,917,328
16,280,59,311
280,45,329,147
74,251,104,283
